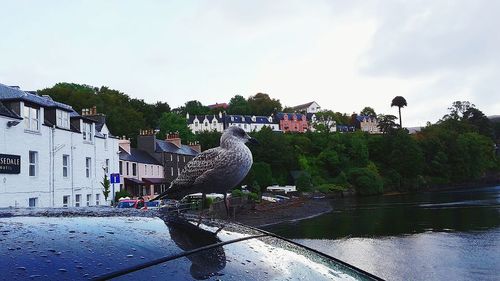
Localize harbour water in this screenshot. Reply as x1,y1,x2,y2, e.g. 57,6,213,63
266,186,500,281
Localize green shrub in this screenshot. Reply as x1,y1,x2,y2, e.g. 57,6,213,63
114,190,132,202
347,167,384,195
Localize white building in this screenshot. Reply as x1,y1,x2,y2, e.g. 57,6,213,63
290,101,321,114
187,112,225,133
355,115,380,134
0,84,119,208
187,112,280,134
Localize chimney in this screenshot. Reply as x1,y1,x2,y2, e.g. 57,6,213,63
188,141,201,153
82,106,106,125
119,137,131,154
166,132,182,148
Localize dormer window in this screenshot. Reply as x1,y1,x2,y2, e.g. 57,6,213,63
194,121,199,127
83,122,93,142
23,105,40,132
56,110,70,129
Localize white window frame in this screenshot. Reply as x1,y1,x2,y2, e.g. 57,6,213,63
86,157,91,178
28,197,38,207
23,105,40,132
86,194,91,206
62,154,69,178
83,122,93,142
132,163,137,176
105,159,109,174
63,195,70,207
75,194,81,207
56,109,70,129
29,151,38,177
95,194,100,205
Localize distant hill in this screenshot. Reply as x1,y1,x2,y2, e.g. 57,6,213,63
488,115,500,123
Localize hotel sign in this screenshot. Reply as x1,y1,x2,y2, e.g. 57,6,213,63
0,154,21,174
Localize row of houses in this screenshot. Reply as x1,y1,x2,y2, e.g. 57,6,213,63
187,101,380,134
0,85,379,208
0,84,200,208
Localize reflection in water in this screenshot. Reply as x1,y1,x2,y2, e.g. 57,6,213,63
267,186,500,281
268,186,500,239
165,219,226,280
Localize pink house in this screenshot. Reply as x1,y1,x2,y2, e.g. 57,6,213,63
277,113,308,133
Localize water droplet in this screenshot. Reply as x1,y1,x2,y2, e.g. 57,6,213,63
29,275,42,279
127,254,134,258
16,267,26,270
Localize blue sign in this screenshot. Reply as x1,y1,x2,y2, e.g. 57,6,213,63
110,173,120,184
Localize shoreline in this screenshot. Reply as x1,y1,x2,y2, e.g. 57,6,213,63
232,198,333,228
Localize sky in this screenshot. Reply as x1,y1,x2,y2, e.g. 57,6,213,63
1,0,498,127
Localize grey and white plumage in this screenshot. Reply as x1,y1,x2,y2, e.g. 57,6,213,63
153,126,256,202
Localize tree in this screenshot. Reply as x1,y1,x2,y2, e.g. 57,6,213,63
158,112,194,142
227,95,250,115
173,100,210,116
247,93,282,116
391,96,407,127
101,169,111,204
360,106,376,116
377,114,399,134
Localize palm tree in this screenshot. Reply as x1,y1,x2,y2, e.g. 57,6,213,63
391,96,407,128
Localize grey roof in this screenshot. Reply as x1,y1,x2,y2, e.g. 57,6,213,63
290,101,315,111
356,115,377,122
225,115,275,124
276,112,307,121
0,83,73,111
119,148,161,165
0,100,22,119
188,114,223,123
155,140,199,156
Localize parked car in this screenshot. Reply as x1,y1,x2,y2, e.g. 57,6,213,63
116,199,146,209
145,200,161,210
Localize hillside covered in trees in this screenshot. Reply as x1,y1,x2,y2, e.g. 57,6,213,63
39,83,500,196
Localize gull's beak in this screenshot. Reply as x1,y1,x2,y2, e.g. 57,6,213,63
248,137,259,145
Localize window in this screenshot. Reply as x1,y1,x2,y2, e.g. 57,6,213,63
23,105,40,131
29,197,38,207
194,121,199,127
29,151,38,176
119,161,123,175
83,123,93,141
105,159,109,174
126,162,129,175
86,194,91,206
95,194,100,205
150,165,153,175
85,157,91,178
62,155,69,178
63,195,70,207
75,194,81,207
132,163,137,176
103,134,108,150
56,110,70,129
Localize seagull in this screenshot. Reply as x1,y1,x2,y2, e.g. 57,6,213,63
152,126,257,215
